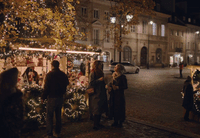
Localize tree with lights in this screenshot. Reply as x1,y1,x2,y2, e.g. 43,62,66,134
0,0,80,50
108,0,155,62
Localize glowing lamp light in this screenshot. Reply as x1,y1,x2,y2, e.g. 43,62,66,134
149,21,154,25
196,31,199,34
110,17,116,24
126,15,133,22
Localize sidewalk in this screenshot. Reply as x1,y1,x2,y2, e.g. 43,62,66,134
21,114,200,138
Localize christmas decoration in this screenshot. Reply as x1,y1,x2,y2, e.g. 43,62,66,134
22,85,47,126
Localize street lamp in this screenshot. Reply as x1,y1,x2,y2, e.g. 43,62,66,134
195,31,199,64
147,20,153,69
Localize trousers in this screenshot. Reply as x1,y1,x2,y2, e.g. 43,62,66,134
46,97,63,136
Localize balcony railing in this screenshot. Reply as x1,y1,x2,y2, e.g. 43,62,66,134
92,39,103,46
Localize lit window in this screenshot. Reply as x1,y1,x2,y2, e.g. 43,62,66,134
142,21,147,34
161,24,165,37
152,23,157,35
93,29,99,45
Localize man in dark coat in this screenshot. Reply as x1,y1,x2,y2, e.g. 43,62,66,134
42,60,69,138
182,76,193,121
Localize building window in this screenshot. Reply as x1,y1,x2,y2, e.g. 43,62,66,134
170,42,174,50
193,43,195,50
142,21,147,34
161,24,165,37
188,18,191,22
130,25,136,32
104,30,110,43
181,31,184,37
170,29,173,35
81,28,87,41
104,11,109,20
81,7,87,17
93,29,99,45
94,9,99,19
177,30,179,36
175,42,178,48
152,23,157,35
174,30,177,36
123,46,132,62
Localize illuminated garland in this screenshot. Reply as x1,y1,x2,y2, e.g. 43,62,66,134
64,86,87,121
22,84,47,125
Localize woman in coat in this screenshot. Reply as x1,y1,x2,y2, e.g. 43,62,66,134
89,60,108,130
108,64,128,127
0,68,24,138
182,76,194,121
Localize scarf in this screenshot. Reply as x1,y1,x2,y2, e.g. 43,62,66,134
112,71,122,81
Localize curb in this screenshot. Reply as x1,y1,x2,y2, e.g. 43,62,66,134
127,117,200,138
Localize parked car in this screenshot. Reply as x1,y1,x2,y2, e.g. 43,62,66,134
109,62,140,74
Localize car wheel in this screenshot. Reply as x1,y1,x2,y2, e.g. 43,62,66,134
135,69,139,74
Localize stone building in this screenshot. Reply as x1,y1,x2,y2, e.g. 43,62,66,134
75,0,200,67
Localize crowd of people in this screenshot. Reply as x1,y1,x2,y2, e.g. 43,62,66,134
0,59,128,138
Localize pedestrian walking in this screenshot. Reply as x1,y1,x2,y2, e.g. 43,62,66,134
107,64,128,128
182,76,194,121
179,62,184,78
88,60,108,130
0,68,24,138
42,60,69,138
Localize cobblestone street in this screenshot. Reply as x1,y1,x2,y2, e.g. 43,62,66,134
21,67,200,138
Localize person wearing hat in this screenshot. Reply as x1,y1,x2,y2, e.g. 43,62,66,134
22,62,39,85
42,60,69,138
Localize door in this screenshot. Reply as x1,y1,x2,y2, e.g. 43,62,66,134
141,47,147,66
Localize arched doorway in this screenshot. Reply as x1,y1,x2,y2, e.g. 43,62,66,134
156,48,162,63
123,46,132,62
141,46,147,66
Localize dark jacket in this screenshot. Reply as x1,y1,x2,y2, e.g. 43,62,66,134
0,89,23,138
42,68,69,100
109,74,128,122
182,80,194,110
89,71,108,115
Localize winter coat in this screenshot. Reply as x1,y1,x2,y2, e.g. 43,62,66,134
42,68,69,100
182,80,194,110
88,71,108,115
0,89,23,138
109,74,128,122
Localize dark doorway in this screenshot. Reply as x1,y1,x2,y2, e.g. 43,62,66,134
141,47,147,66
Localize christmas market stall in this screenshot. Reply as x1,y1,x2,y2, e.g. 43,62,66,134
182,65,200,120
0,40,101,127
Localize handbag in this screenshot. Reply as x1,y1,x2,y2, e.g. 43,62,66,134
86,88,94,94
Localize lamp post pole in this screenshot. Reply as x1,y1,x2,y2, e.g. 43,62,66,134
195,31,199,64
147,20,153,69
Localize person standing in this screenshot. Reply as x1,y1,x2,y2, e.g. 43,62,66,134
182,76,194,121
108,64,128,127
0,68,23,138
179,62,184,78
88,60,108,130
42,60,69,138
